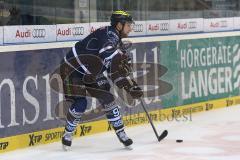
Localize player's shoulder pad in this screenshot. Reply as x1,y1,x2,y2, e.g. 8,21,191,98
106,27,119,45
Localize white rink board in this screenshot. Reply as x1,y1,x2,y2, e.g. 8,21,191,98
4,25,56,44
1,31,240,52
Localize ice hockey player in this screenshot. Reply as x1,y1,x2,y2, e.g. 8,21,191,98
59,10,143,150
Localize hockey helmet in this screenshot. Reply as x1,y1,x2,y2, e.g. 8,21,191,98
110,10,134,26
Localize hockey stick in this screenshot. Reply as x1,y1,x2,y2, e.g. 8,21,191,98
140,99,168,142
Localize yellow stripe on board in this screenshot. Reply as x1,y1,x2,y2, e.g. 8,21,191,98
0,96,240,153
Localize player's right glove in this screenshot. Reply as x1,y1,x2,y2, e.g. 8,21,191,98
114,77,143,99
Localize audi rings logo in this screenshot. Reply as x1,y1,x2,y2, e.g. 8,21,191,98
159,23,169,31
32,29,46,38
220,20,228,28
72,27,84,36
133,24,144,32
188,21,197,29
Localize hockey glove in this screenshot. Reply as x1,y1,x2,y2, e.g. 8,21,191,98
125,85,143,99
118,54,132,77
114,77,143,99
96,75,111,91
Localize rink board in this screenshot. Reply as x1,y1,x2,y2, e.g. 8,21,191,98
0,31,240,153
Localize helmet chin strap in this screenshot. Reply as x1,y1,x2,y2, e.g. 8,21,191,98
116,22,125,38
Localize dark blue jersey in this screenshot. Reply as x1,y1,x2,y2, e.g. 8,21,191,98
64,26,122,75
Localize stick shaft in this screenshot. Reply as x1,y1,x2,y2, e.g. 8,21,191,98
140,99,159,140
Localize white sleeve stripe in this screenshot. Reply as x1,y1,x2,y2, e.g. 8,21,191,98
113,77,125,84
104,49,119,62
107,116,122,122
72,47,91,74
99,46,113,54
64,57,85,74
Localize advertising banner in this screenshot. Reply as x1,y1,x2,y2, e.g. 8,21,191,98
3,25,56,44
146,20,170,35
174,36,240,106
169,18,203,33
203,18,234,32
56,23,89,41
0,27,3,45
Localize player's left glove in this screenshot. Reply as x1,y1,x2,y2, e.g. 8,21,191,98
125,85,143,99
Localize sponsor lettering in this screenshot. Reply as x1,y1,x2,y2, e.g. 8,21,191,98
57,27,84,36
177,21,197,30
180,44,237,100
148,23,169,31
172,109,181,118
45,131,63,141
15,30,31,38
192,106,204,113
0,142,9,150
29,134,42,146
235,98,240,104
123,115,148,126
226,99,234,107
148,24,159,31
210,22,220,28
205,103,213,111
107,121,112,131
57,28,71,36
80,125,92,136
210,21,228,28
178,22,187,29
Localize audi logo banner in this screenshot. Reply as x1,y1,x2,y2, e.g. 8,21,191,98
169,18,203,33
147,20,170,35
4,25,56,44
56,23,90,41
0,27,3,45
129,21,146,36
204,18,234,32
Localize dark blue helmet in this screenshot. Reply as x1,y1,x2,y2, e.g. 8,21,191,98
110,10,134,26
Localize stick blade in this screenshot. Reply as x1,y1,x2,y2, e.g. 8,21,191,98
158,130,168,142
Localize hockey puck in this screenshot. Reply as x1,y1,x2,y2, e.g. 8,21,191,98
176,139,183,143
